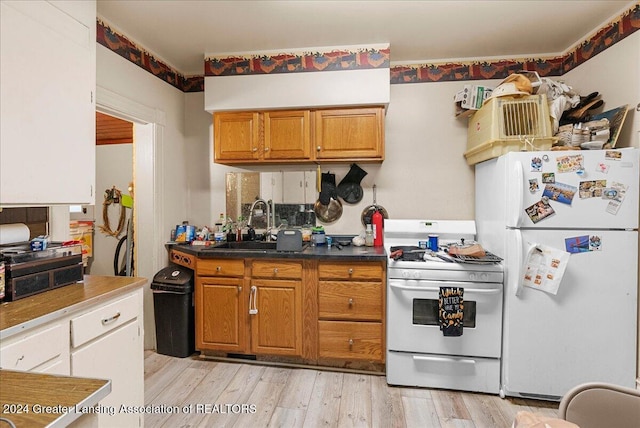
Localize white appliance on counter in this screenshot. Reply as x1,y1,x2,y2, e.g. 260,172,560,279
385,220,504,394
475,148,639,400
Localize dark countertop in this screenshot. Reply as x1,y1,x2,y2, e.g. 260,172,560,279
169,241,388,261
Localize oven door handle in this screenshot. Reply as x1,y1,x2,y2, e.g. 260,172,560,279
413,355,476,365
389,283,501,294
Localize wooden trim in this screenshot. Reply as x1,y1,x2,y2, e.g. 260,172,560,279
96,112,133,145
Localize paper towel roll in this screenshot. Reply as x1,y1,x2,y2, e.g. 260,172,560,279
0,223,30,245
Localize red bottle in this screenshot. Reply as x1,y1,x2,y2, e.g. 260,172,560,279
372,209,384,247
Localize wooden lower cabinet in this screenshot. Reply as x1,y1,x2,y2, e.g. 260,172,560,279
191,253,385,371
318,321,383,360
197,277,246,352
317,261,385,364
195,258,304,358
250,278,302,356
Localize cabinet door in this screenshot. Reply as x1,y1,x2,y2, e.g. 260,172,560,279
263,110,311,160
214,112,261,162
249,279,302,356
196,277,247,352
314,107,384,161
0,0,96,205
71,321,143,427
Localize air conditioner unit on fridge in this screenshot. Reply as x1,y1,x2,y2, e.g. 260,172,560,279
464,94,557,165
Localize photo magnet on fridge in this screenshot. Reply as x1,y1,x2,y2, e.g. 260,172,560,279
529,178,539,193
542,182,577,205
525,199,555,224
556,154,584,173
605,150,622,161
579,180,607,198
542,173,555,183
565,235,590,253
531,156,543,172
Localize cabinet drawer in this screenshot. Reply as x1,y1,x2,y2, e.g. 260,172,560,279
252,260,302,279
0,323,67,372
71,292,140,348
318,261,383,281
318,281,382,321
318,321,382,361
171,250,195,269
197,258,245,277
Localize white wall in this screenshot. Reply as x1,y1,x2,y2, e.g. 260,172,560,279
97,44,188,349
564,32,639,148
92,143,133,276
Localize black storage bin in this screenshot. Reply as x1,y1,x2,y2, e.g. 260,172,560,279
151,265,195,358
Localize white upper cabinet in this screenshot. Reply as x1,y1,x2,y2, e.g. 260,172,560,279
0,0,96,205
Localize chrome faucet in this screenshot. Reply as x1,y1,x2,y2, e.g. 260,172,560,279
247,198,274,241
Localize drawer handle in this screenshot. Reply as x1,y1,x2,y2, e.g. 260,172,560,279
273,268,278,274
348,338,354,347
16,355,25,363
216,266,222,272
102,312,121,325
348,298,354,306
348,268,353,275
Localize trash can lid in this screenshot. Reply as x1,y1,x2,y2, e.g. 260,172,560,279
152,265,193,285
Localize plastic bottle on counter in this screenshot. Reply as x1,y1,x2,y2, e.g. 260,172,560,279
372,209,384,247
214,213,225,242
365,224,374,247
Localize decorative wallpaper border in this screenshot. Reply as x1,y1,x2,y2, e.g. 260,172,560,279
97,2,639,92
390,2,640,84
204,48,390,76
97,19,204,92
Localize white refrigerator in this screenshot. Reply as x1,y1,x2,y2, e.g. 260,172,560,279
475,148,639,400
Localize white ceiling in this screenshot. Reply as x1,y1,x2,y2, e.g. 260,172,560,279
97,0,636,76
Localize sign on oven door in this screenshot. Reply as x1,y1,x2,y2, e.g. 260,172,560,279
387,280,503,359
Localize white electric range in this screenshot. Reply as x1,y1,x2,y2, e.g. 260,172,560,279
384,219,504,394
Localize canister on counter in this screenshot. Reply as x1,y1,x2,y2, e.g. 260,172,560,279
428,234,439,251
312,226,326,246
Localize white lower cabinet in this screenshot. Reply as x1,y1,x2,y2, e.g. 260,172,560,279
72,321,143,427
0,322,69,375
0,287,144,427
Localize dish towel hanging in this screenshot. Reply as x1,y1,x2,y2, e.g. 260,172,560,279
439,287,464,336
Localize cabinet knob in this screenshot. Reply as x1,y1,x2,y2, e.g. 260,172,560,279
216,266,222,272
348,268,354,275
252,147,258,152
273,268,278,274
237,286,242,292
316,146,321,151
348,338,354,347
264,147,270,152
348,298,354,306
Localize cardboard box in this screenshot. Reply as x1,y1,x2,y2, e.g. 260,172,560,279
455,85,493,112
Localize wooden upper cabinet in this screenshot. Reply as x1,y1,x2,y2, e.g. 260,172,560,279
213,106,384,164
214,112,261,161
314,107,384,161
264,110,311,160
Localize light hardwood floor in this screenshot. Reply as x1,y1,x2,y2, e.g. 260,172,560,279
144,351,559,428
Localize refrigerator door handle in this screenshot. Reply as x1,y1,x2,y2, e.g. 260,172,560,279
509,161,524,227
513,229,525,297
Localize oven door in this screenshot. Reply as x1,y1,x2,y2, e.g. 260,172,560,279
387,279,502,358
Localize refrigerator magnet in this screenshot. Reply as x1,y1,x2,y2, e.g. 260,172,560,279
525,199,555,224
556,154,584,173
596,162,610,173
542,172,555,183
565,235,590,253
542,182,577,205
589,235,602,251
578,180,606,198
604,150,622,161
529,178,539,193
531,156,543,172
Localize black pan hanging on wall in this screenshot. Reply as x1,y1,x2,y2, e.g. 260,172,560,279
314,166,343,223
337,163,368,204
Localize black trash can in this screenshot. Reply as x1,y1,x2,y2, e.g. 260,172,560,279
151,265,195,358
